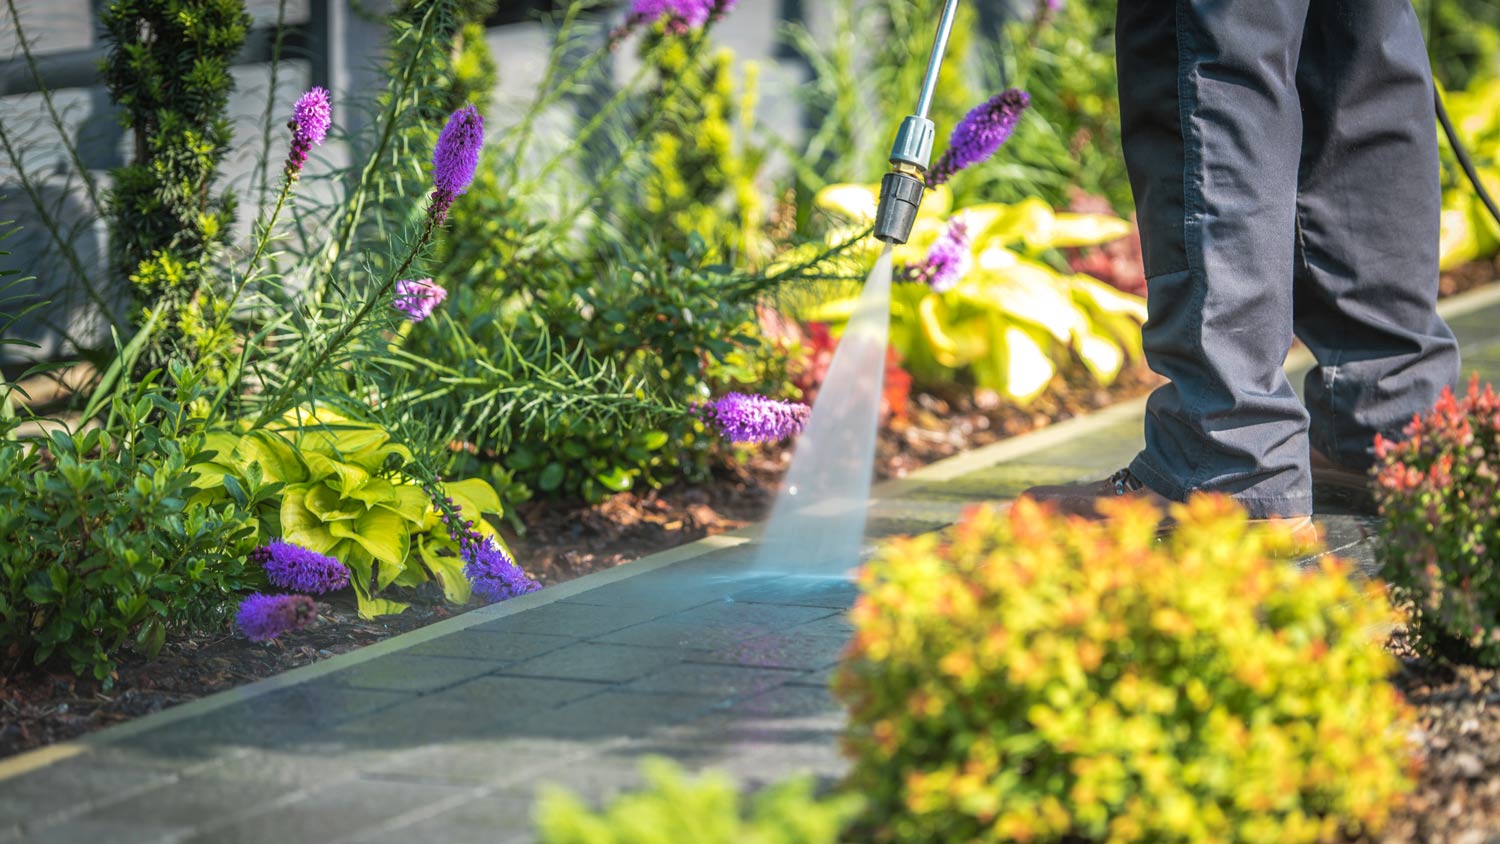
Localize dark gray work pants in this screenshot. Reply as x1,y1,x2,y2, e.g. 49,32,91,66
1117,0,1461,518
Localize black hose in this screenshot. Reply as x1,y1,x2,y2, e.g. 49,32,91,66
1436,82,1500,230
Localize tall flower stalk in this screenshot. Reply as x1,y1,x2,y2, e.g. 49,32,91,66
217,87,331,327
926,89,1029,187
255,103,483,426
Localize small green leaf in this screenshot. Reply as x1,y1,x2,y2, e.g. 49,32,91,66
538,463,566,492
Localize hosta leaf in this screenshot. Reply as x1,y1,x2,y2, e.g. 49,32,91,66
305,483,363,522
1075,322,1126,386
418,539,472,604
445,478,503,521
331,507,410,579
281,488,339,554
237,430,306,484
1000,324,1057,404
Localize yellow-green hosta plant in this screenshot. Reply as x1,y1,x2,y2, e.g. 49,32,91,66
190,408,508,617
1438,75,1500,270
804,183,1146,404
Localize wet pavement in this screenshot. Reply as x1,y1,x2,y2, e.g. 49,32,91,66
4,287,1499,843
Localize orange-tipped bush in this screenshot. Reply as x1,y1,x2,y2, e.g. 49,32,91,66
1375,376,1500,665
834,495,1414,843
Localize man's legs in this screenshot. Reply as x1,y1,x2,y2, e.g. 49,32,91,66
1291,0,1461,471
1116,0,1314,519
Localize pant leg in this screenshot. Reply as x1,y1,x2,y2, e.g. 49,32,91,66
1292,0,1461,471
1117,0,1314,518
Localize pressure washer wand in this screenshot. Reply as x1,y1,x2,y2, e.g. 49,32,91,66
873,0,963,244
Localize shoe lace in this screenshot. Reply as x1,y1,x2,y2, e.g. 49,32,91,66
1107,468,1144,496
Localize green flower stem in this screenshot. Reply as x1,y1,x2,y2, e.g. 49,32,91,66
215,171,296,331
307,0,444,308
254,211,440,428
252,0,291,208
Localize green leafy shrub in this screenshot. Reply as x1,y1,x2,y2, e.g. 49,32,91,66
190,408,508,617
535,758,860,844
99,0,250,317
835,495,1414,843
1376,376,1500,666
633,39,771,265
1437,74,1500,270
0,370,259,681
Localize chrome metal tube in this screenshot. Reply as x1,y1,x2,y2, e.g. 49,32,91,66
913,0,962,120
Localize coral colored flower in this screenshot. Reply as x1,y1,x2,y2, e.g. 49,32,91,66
251,540,349,594
699,392,810,443
429,105,484,223
463,536,539,603
286,86,331,177
927,89,1029,187
236,593,318,642
905,215,972,293
392,278,448,322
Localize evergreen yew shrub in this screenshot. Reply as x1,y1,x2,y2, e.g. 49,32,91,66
1375,376,1500,665
835,495,1415,844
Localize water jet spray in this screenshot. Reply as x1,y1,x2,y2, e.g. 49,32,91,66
873,0,963,245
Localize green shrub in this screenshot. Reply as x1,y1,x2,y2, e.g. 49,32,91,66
1376,376,1500,666
100,0,249,317
0,370,259,681
534,758,860,844
835,495,1414,843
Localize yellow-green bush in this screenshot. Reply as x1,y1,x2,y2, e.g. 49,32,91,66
535,758,859,844
834,495,1415,844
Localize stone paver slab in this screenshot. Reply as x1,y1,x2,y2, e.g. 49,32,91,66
329,676,606,745
906,462,1092,501
330,653,503,693
403,630,574,663
183,777,468,844
470,601,668,638
365,737,601,787
621,663,804,698
356,789,534,844
0,758,176,829
727,576,859,610
515,691,723,740
700,631,848,671
500,642,685,684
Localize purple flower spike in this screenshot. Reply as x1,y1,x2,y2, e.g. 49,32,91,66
286,86,332,177
610,0,735,43
392,278,448,322
926,89,1029,188
236,593,318,642
250,540,349,594
462,536,540,604
699,393,810,443
429,104,484,224
906,216,972,293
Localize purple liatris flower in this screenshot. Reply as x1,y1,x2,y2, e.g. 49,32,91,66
904,216,972,293
429,104,484,224
611,0,734,42
698,393,810,443
926,89,1029,187
236,593,318,642
286,86,331,178
392,278,448,322
463,536,540,604
250,540,349,594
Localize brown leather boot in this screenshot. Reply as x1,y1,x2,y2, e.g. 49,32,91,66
1310,448,1377,514
1022,467,1322,544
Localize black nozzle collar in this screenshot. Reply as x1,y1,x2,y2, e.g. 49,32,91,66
874,171,926,245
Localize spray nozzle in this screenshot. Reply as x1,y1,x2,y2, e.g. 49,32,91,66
870,0,960,245
874,116,935,244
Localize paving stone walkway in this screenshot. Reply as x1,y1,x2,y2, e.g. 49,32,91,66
4,288,1499,844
